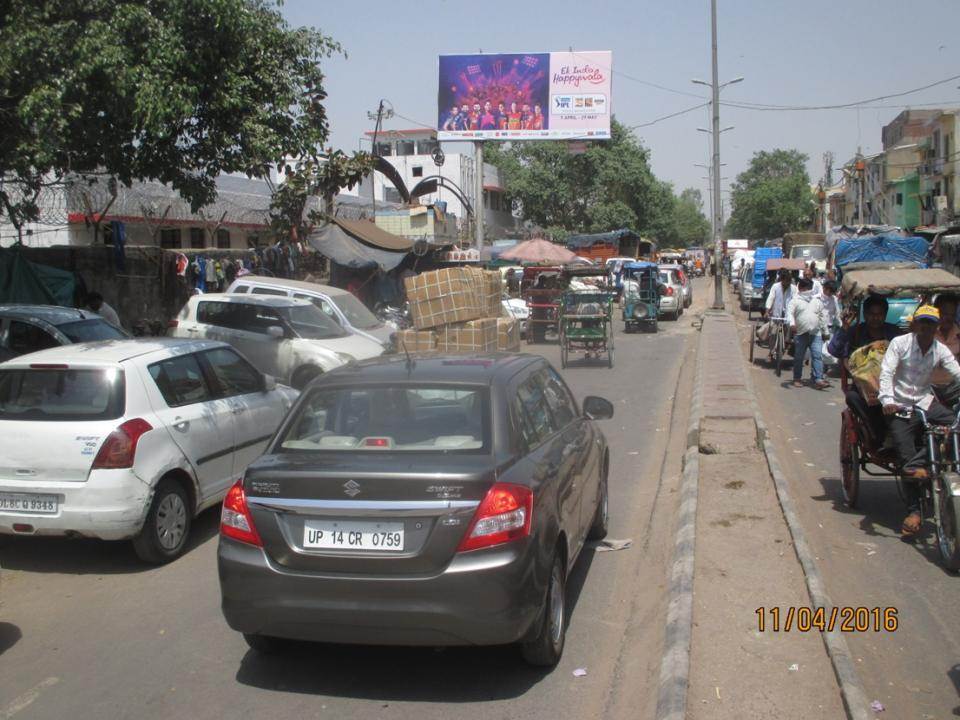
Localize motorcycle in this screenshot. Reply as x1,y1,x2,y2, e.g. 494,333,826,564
374,301,411,331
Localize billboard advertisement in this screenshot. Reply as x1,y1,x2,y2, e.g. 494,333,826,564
437,51,612,141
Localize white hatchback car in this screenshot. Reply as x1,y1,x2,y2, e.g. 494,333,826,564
170,294,384,390
0,338,298,563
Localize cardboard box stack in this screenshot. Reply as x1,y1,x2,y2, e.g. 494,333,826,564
401,267,520,354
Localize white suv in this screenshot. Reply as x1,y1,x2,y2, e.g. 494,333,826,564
169,294,384,389
0,338,298,562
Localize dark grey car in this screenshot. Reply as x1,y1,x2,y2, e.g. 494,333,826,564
0,305,128,361
218,353,613,666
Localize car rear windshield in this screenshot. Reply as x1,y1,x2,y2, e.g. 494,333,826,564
278,304,348,340
278,385,489,453
659,271,675,284
58,319,127,343
791,246,826,260
0,368,125,421
330,292,382,330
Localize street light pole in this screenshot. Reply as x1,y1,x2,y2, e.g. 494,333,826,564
709,0,723,309
474,141,484,251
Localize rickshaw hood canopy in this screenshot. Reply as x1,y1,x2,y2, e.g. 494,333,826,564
841,268,960,300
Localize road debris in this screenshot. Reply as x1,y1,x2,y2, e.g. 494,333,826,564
870,700,885,712
589,538,633,552
572,668,587,678
788,663,799,672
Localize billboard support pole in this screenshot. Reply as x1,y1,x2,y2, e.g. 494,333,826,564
709,0,724,310
474,141,485,251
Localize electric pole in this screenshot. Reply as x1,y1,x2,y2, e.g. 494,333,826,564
709,0,723,309
474,141,484,251
366,100,394,218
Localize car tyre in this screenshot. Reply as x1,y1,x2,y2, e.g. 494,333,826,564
243,633,286,655
132,479,191,564
521,552,566,666
588,468,609,541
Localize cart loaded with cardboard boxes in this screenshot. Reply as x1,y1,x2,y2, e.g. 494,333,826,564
397,267,521,354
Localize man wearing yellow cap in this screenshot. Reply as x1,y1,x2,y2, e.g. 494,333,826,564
879,304,960,535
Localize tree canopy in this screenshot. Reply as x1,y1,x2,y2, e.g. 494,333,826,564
485,120,674,241
668,187,712,247
0,0,366,233
725,149,816,240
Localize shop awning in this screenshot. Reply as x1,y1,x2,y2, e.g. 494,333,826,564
308,218,412,271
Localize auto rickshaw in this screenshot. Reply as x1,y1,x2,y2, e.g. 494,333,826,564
620,261,661,333
837,267,960,570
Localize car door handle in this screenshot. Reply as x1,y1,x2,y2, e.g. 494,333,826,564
173,417,190,432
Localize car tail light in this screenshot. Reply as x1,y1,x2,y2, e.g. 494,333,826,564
92,419,153,469
221,479,262,547
167,319,179,329
457,483,533,552
664,286,674,296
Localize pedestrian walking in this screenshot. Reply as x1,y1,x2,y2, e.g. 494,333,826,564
787,277,829,388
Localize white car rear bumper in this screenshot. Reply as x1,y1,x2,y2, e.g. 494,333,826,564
0,469,151,541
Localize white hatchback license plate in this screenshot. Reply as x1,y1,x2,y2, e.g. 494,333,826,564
0,492,58,515
303,520,404,552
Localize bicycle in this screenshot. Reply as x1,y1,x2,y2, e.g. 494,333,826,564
750,315,788,377
900,405,960,570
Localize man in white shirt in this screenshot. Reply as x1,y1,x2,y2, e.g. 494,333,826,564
787,277,829,388
764,269,795,319
803,264,822,297
879,304,960,534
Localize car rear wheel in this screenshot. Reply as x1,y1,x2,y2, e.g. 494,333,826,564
521,552,566,666
132,479,191,564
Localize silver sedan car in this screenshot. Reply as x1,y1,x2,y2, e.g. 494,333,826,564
218,354,614,666
657,265,686,320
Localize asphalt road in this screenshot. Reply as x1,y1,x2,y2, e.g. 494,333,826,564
733,294,960,719
0,281,707,720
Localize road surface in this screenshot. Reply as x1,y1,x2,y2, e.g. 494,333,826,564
0,280,708,720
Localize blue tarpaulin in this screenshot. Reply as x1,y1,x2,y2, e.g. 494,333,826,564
834,234,928,268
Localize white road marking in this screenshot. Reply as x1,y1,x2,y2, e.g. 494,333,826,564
2,677,59,719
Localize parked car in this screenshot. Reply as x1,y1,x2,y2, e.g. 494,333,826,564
226,276,394,348
739,279,757,312
502,294,529,337
0,305,129,361
218,353,614,666
659,263,692,308
0,338,298,562
657,267,684,320
169,294,384,390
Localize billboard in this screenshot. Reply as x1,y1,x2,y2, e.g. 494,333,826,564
437,51,612,141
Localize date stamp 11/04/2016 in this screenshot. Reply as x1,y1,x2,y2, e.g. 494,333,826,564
756,606,899,633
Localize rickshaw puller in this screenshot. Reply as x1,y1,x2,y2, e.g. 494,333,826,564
878,305,960,535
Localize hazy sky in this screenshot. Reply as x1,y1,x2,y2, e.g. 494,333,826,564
282,0,960,208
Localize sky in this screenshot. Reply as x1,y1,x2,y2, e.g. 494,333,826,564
281,0,960,213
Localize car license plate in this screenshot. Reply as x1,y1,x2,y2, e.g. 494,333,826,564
303,520,404,552
0,492,58,515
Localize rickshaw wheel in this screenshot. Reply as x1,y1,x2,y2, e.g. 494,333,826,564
935,474,960,571
839,413,860,508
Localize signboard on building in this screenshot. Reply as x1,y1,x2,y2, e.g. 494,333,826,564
726,239,749,250
437,51,612,141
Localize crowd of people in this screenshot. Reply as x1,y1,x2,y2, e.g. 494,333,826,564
441,101,546,132
740,258,960,536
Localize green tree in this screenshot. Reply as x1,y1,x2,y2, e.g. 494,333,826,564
672,187,711,247
0,0,367,236
726,149,816,240
485,120,675,241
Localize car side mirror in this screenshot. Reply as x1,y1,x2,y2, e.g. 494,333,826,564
262,374,277,392
583,396,614,420
267,325,285,340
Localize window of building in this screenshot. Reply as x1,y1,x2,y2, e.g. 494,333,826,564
216,229,230,249
101,223,113,246
396,140,415,156
190,227,205,249
160,228,181,249
490,192,502,212
246,233,260,248
384,188,402,204
412,166,423,178
374,142,392,156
